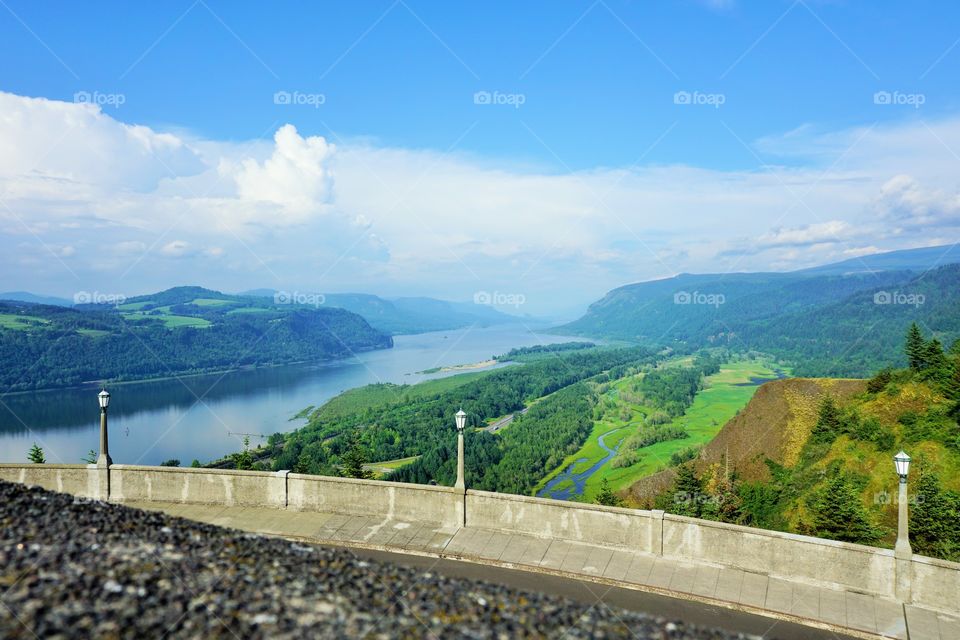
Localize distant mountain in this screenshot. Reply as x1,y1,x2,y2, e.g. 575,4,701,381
239,289,522,335
557,246,960,376
0,291,72,307
796,244,960,275
0,287,392,392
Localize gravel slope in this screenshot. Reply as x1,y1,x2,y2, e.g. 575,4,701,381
0,480,757,639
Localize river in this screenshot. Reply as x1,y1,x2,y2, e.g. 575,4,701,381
0,325,582,465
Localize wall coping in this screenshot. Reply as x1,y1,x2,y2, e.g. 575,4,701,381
911,552,960,571
467,488,655,518
110,464,277,478
0,463,88,470
288,472,461,494
664,512,895,557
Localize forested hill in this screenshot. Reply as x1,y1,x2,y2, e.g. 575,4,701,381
647,325,960,561
0,287,391,391
558,249,960,376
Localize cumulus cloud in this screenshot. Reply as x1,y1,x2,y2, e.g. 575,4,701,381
3,91,960,313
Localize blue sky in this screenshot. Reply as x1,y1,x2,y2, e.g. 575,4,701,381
1,1,960,315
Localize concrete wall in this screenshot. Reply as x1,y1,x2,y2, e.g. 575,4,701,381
109,465,287,508
0,463,100,498
288,474,462,528
4,464,960,614
662,514,896,598
911,555,960,613
467,490,653,551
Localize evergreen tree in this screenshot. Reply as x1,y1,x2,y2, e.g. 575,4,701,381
234,436,253,470
910,469,951,557
906,323,927,371
341,431,373,479
594,478,625,507
921,339,950,384
809,471,880,544
659,463,704,517
810,396,842,443
81,449,97,464
28,443,45,464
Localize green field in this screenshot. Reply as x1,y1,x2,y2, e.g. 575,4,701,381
191,298,234,307
0,313,50,331
364,455,422,478
534,358,784,502
116,301,153,311
311,370,495,422
227,307,271,314
76,328,111,337
121,310,212,328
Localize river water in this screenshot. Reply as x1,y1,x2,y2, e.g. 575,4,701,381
0,325,581,466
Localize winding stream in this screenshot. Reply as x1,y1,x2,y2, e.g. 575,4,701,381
536,428,623,500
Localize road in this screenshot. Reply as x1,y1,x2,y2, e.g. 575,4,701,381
482,407,528,433
343,547,858,640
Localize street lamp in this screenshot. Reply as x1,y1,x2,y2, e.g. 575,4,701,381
894,450,911,556
454,408,466,490
97,389,112,467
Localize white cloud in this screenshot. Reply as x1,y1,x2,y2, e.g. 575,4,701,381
2,91,960,313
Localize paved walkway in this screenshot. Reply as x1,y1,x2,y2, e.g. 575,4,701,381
127,501,960,640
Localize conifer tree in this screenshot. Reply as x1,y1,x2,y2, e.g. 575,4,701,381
28,443,45,464
594,478,625,507
910,469,951,557
906,323,927,371
810,396,842,443
663,463,705,517
809,471,880,544
341,431,373,479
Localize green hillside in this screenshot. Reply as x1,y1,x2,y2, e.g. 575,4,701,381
650,325,960,561
558,255,960,377
0,287,392,391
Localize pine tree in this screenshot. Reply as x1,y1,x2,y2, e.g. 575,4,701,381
341,431,373,479
594,478,625,507
234,436,253,470
910,469,950,557
921,339,951,384
809,471,880,544
810,396,842,443
662,463,704,517
28,443,45,464
906,323,927,371
82,449,97,464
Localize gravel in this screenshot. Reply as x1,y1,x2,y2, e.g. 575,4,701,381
0,480,758,639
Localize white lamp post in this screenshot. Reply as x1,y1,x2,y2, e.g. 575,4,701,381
894,450,911,556
97,389,112,467
454,408,466,490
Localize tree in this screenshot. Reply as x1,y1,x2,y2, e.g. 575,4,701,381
234,436,253,471
82,449,97,464
160,459,181,467
341,431,373,479
808,471,880,544
594,478,625,507
866,368,893,394
28,443,45,464
657,463,704,517
921,339,951,384
190,459,202,468
910,469,951,557
906,323,926,371
810,396,842,443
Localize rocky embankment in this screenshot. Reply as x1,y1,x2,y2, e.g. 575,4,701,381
0,480,754,639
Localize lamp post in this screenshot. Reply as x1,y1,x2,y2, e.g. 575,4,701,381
97,389,112,467
454,408,466,490
894,450,911,555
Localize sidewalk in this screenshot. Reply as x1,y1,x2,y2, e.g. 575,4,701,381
126,501,960,640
